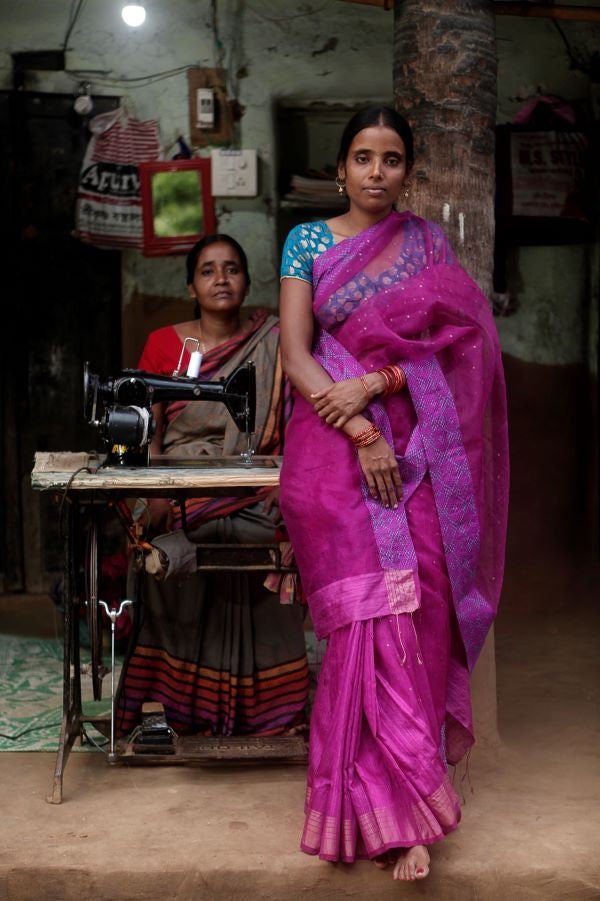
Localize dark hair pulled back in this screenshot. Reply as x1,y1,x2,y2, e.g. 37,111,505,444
337,105,414,170
185,233,251,319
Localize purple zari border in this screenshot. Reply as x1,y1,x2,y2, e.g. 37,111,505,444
402,359,489,670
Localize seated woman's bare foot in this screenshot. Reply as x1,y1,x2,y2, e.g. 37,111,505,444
392,845,430,881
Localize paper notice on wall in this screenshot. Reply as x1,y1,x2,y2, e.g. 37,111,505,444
75,109,161,249
510,131,588,221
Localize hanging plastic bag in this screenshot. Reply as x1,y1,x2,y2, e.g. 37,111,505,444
75,108,161,249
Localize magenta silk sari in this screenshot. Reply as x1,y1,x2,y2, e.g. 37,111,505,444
280,211,508,861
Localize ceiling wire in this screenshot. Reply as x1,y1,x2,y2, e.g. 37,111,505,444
211,0,226,70
66,64,196,88
551,18,592,75
63,0,86,51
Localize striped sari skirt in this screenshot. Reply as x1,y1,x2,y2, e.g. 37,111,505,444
116,503,309,736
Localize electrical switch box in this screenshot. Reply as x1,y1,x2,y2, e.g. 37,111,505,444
196,88,214,128
211,149,258,197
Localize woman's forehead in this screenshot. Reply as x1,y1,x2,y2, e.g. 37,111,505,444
349,125,406,153
196,242,241,266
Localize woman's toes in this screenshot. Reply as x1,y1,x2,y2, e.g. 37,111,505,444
395,846,429,881
393,857,413,881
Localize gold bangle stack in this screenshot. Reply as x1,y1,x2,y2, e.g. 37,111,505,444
350,424,382,448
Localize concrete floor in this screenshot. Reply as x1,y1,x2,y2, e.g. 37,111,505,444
1,596,599,900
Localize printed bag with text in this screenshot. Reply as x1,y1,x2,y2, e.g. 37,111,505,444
75,109,161,249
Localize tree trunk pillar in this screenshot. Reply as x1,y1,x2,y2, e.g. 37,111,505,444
393,0,497,297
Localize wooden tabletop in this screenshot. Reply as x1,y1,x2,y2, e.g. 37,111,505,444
31,452,282,494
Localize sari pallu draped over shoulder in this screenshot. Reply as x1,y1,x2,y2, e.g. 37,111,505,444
280,211,508,861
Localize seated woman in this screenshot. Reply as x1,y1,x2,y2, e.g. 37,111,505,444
116,234,309,738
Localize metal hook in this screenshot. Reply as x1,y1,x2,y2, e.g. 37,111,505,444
98,599,133,758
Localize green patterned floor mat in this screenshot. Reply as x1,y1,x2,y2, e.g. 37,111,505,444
0,633,121,752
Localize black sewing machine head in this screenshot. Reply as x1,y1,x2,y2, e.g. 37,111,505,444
83,361,256,466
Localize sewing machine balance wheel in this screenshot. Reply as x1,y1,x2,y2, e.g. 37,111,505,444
84,510,104,701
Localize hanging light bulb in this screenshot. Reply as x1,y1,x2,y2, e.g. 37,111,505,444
121,5,146,27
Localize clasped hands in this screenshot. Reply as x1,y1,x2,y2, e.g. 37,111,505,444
311,375,371,428
311,377,402,509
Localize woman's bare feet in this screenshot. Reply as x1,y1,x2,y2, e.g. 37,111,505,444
392,845,430,881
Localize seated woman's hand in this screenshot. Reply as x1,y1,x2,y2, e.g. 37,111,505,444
147,498,174,533
357,437,403,508
311,378,371,428
262,487,283,522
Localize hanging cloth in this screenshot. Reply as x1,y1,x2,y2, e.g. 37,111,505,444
75,108,161,249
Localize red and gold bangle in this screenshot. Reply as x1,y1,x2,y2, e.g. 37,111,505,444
350,424,381,448
380,367,394,394
355,429,381,448
350,425,374,442
377,365,406,396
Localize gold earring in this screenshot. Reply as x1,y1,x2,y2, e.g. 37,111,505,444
335,177,346,196
403,179,412,199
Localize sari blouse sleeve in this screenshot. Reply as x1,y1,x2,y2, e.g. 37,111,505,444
138,327,178,375
280,223,315,284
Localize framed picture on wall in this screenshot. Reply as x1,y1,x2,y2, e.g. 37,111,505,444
139,158,216,256
496,125,592,245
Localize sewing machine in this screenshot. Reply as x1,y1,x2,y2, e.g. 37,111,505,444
83,359,256,466
29,359,305,805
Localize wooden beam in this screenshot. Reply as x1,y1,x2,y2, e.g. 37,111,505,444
339,0,600,20
495,2,600,22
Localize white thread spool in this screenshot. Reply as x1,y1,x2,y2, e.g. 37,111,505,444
186,350,202,378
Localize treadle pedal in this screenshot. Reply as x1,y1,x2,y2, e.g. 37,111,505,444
131,702,177,755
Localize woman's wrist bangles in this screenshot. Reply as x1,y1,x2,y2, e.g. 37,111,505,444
348,366,405,448
350,423,382,448
377,365,406,396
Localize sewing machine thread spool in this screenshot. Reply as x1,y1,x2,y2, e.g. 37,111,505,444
173,337,201,378
186,350,202,378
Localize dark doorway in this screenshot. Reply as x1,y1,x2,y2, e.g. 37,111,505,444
0,90,122,593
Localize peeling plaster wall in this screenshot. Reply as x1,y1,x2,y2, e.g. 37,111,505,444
496,13,600,367
499,246,588,366
1,2,598,367
0,0,393,312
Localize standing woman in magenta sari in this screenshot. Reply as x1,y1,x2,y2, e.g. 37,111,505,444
278,107,508,881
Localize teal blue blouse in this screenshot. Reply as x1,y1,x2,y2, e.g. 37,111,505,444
280,221,335,285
